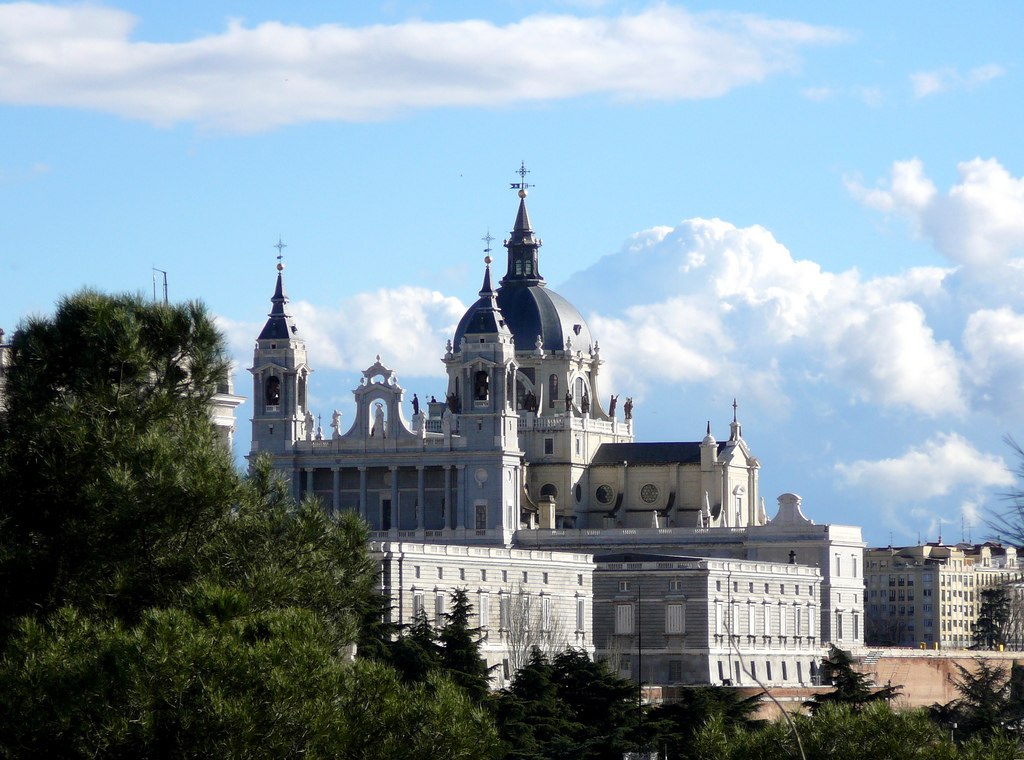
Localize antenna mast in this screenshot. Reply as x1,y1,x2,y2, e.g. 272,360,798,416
152,268,168,304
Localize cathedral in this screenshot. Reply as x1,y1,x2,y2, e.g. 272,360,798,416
246,174,866,686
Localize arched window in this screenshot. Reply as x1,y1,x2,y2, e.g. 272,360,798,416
548,374,558,408
540,484,558,501
298,373,307,410
474,370,489,401
265,376,280,407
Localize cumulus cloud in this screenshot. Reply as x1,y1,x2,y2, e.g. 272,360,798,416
217,286,465,378
848,157,1024,269
910,64,1005,98
835,432,1013,502
562,217,966,416
0,3,844,131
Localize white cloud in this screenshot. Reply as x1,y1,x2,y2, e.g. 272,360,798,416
217,287,465,378
910,63,1005,98
562,217,966,416
835,432,1013,502
848,157,1024,269
0,3,844,131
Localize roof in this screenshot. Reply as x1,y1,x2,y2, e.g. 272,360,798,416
493,282,592,351
591,441,725,466
258,270,301,341
594,551,708,564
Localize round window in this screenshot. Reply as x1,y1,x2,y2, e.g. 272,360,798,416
596,485,614,504
640,484,659,503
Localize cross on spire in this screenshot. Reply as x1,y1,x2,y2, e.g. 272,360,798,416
482,230,494,255
510,161,534,194
274,237,287,262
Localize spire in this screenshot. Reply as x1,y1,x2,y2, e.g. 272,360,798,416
462,254,510,338
258,246,301,341
729,398,742,441
502,161,543,285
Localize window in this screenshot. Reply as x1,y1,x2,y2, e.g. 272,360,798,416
437,567,443,579
474,370,489,401
264,375,281,407
715,601,723,635
435,592,446,622
618,580,631,592
500,595,511,630
577,574,584,586
481,569,487,582
666,603,685,634
807,606,815,637
576,598,586,632
747,604,757,636
669,579,683,592
414,565,421,579
730,602,740,635
540,484,557,501
596,485,614,504
782,662,788,681
851,556,858,578
541,596,552,632
479,594,490,628
779,604,788,636
669,660,683,682
548,375,558,408
459,568,466,581
544,438,554,455
475,504,487,530
766,662,773,681
763,603,772,636
836,611,844,639
413,592,424,619
835,555,841,576
615,604,634,634
502,570,508,582
522,571,528,583
543,572,549,584
795,606,803,636
640,484,659,503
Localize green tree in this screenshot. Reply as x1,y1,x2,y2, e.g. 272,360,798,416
643,686,762,759
494,648,640,760
805,645,900,714
438,588,494,701
0,291,238,626
0,291,500,757
973,586,1011,650
933,658,1024,739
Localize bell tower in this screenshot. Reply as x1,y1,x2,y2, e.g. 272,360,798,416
249,244,312,458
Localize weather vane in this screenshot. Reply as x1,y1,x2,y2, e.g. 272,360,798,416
482,230,494,256
510,161,533,194
274,236,287,263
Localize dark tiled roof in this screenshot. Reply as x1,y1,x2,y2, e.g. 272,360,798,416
591,441,725,465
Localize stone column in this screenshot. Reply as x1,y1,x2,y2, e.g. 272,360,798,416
390,465,399,534
444,465,453,530
305,468,314,501
332,467,341,516
416,466,425,530
358,467,367,521
455,464,467,531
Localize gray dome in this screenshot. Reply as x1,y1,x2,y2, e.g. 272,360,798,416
454,281,593,352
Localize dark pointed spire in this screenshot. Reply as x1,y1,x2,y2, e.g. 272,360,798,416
258,257,301,341
502,162,543,285
463,255,509,337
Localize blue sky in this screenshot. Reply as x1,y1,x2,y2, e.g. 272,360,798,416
2,1,1024,547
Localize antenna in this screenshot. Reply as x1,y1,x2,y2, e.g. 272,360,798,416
152,268,168,304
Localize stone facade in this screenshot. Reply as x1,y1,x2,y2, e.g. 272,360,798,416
595,553,823,687
865,542,1024,649
372,541,594,686
245,181,866,685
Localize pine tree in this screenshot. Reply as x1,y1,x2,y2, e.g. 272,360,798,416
806,645,900,713
973,586,1011,650
439,587,494,701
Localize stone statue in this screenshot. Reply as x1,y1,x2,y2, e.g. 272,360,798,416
624,397,633,420
330,409,342,438
447,392,461,413
609,394,618,418
565,390,573,414
581,390,590,415
441,407,452,436
371,402,386,438
304,410,314,441
412,393,420,415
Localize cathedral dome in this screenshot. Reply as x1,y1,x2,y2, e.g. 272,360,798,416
453,185,593,352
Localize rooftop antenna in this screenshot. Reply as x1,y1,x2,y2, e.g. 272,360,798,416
152,267,168,304
961,515,965,544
